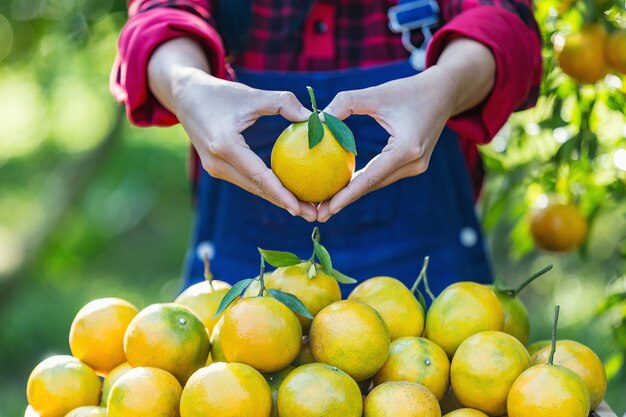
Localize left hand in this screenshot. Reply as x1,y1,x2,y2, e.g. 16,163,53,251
317,38,495,222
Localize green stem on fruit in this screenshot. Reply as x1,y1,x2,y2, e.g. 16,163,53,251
203,253,214,291
410,256,435,301
308,226,320,263
258,254,267,297
548,305,560,366
513,264,554,296
307,86,320,114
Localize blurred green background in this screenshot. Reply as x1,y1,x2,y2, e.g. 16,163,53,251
0,0,624,416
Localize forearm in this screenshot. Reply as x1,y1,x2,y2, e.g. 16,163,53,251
433,38,496,116
147,37,212,114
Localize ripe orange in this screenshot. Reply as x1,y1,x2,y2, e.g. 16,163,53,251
310,300,390,381
507,364,590,417
364,381,441,417
531,340,607,410
69,297,138,375
490,287,530,345
443,409,488,417
63,406,107,417
100,362,132,406
348,276,424,340
267,263,341,333
271,122,356,202
208,315,227,363
425,282,504,357
124,303,210,384
292,335,315,366
527,340,551,356
107,367,182,417
27,355,101,417
451,331,530,416
557,24,609,84
264,366,295,417
374,337,449,401
530,203,588,251
220,296,302,373
606,29,626,74
174,280,232,335
277,363,363,417
180,362,272,417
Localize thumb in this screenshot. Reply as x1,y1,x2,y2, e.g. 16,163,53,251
258,90,311,122
323,89,376,120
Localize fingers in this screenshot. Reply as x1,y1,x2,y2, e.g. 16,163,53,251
323,88,378,120
257,90,311,122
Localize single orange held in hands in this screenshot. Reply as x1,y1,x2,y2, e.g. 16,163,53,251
310,300,390,381
363,381,441,417
69,297,138,375
220,296,302,373
556,24,608,84
348,276,424,340
27,355,101,417
530,203,588,252
180,362,272,417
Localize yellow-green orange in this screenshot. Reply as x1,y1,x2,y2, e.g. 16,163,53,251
364,381,441,417
271,122,356,202
107,367,181,417
531,340,606,410
507,364,590,417
220,296,302,373
69,297,138,374
209,315,227,363
277,363,363,417
123,303,210,384
180,362,271,417
27,355,101,417
64,406,107,417
374,337,449,401
527,340,551,356
443,409,489,417
348,276,424,340
310,300,390,381
174,280,232,335
100,362,132,406
425,282,504,357
451,331,530,416
292,336,315,366
264,366,295,417
491,288,530,345
267,263,341,332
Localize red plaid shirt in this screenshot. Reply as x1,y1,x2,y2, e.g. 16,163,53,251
111,0,542,191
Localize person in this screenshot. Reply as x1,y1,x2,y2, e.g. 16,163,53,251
110,0,542,295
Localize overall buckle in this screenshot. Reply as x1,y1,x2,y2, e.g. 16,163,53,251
388,0,440,70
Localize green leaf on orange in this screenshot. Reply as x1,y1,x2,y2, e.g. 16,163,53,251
308,112,324,149
213,278,254,318
323,112,357,155
331,269,358,284
268,288,315,319
258,248,301,267
313,242,333,275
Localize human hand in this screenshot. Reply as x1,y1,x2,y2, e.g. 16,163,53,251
148,38,317,222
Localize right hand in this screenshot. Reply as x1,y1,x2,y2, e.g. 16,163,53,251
148,38,317,222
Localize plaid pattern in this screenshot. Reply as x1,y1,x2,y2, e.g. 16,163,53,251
128,0,538,71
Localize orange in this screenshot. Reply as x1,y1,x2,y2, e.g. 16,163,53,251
63,406,107,417
527,340,551,356
507,364,590,417
174,280,232,335
348,276,424,340
100,362,132,406
424,282,504,357
107,367,181,417
220,296,302,372
557,24,609,84
277,363,363,417
27,355,101,417
451,331,530,415
530,203,588,251
364,381,441,417
531,340,607,409
374,337,449,401
180,362,271,417
490,287,530,345
208,315,227,363
69,297,138,374
264,366,295,417
443,409,488,417
310,300,390,381
271,122,356,202
607,29,626,73
124,303,210,384
292,335,315,366
267,263,341,332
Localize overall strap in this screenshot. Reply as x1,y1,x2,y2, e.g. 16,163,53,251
387,0,440,70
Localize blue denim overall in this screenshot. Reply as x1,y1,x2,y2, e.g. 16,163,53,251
182,58,493,297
